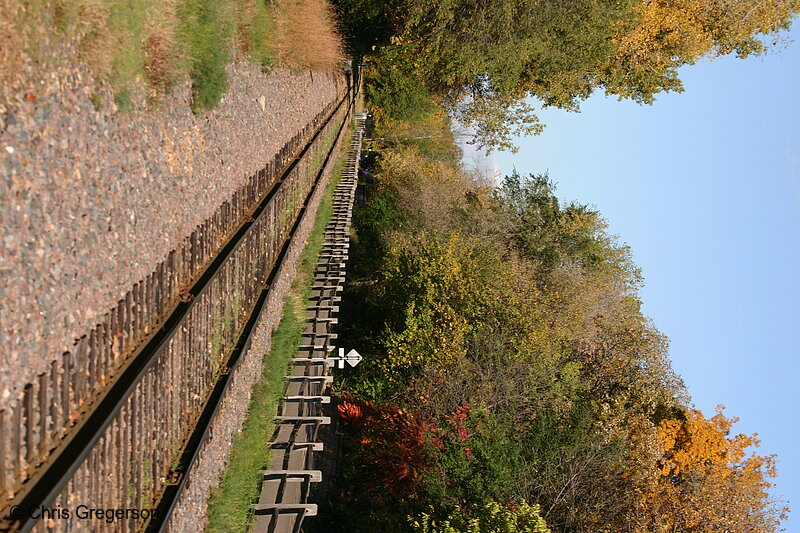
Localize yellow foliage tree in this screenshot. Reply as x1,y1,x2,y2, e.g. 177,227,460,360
607,0,800,102
630,407,789,532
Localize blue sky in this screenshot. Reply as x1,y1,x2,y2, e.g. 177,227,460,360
487,26,800,531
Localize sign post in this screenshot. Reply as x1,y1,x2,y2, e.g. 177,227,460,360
331,348,362,369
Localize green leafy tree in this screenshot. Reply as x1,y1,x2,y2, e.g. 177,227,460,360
337,0,799,150
492,171,632,278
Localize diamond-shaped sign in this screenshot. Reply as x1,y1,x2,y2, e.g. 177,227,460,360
344,349,362,367
331,348,363,368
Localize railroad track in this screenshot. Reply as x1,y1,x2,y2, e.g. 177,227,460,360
250,111,367,533
1,68,360,533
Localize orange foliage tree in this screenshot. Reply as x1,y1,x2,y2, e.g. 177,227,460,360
630,407,789,532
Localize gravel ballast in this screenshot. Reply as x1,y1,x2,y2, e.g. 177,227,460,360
0,58,344,409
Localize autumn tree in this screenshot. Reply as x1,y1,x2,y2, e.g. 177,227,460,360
370,0,639,151
335,0,800,151
630,407,789,532
606,0,800,103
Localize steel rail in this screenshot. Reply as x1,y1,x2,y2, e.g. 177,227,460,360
7,79,355,533
145,81,357,532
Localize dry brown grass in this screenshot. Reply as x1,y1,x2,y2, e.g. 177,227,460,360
71,0,116,79
142,0,183,95
275,0,345,72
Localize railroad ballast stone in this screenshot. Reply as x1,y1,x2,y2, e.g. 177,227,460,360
0,60,344,409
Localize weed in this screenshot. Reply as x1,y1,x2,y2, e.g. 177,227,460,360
114,89,134,113
144,34,174,93
179,0,233,112
90,93,102,111
235,0,278,69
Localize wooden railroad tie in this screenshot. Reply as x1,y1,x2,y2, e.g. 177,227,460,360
290,359,335,368
283,376,334,383
260,470,323,482
307,294,341,302
297,344,335,351
268,442,324,452
274,415,332,424
283,395,331,403
306,316,338,324
310,284,343,293
306,304,339,312
251,503,318,516
301,331,337,340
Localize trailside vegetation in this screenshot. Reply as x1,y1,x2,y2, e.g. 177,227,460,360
331,0,799,151
312,85,789,532
2,0,343,112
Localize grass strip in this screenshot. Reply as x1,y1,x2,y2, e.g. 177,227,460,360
204,113,355,533
235,0,278,70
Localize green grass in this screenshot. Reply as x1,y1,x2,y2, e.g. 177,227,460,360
179,0,234,112
114,89,134,113
90,93,102,111
204,114,355,533
108,0,148,90
239,1,278,70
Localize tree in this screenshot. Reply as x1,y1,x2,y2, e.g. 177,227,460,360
381,0,639,151
606,0,800,103
630,407,790,532
492,171,636,280
339,0,800,151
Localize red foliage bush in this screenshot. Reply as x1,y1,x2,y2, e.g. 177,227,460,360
338,395,439,499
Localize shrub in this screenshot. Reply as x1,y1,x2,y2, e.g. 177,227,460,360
337,396,439,501
368,64,437,123
410,500,550,533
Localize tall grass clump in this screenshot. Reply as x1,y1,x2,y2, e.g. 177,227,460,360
234,0,278,70
275,0,345,71
179,0,234,111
